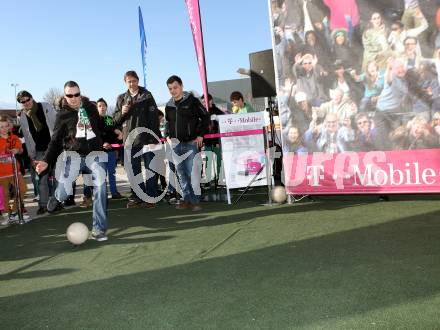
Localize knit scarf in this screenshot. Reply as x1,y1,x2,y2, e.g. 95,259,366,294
78,106,90,125
25,102,43,132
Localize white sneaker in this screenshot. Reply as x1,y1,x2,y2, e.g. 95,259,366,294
0,217,9,226
9,212,32,223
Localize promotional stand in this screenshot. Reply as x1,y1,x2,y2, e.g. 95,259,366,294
218,112,271,205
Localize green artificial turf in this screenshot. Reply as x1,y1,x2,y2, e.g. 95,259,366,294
1,194,440,329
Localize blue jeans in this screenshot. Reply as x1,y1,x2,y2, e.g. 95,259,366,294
172,141,201,204
128,146,158,202
84,150,118,197
106,150,118,196
55,154,108,233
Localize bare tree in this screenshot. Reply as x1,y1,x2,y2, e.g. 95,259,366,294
43,88,63,109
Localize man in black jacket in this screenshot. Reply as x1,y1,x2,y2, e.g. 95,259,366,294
36,81,109,241
165,75,210,211
113,70,162,208
17,90,56,215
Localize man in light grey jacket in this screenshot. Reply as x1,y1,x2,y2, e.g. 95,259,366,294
17,90,56,215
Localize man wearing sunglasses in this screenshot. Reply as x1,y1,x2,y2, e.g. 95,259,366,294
17,90,56,215
36,81,108,242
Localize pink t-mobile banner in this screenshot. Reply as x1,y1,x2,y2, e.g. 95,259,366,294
269,0,440,195
185,0,209,110
284,149,440,194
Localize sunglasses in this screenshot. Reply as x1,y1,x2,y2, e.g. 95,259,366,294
65,93,81,98
19,98,31,104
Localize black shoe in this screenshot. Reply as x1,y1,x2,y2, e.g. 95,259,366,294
165,192,178,203
91,231,108,242
111,193,123,199
47,197,62,213
36,206,47,215
202,183,212,190
64,196,76,207
164,192,173,201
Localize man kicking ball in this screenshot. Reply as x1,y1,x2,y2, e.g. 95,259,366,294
36,81,109,242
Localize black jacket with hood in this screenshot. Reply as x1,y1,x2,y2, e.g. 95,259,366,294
164,92,210,142
43,97,104,165
113,86,162,148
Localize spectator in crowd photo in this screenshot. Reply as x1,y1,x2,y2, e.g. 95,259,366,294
338,115,356,151
327,60,363,103
303,0,329,42
353,113,380,151
388,18,428,55
389,125,409,150
418,60,440,113
302,30,331,69
282,125,308,154
281,0,304,43
362,12,390,71
351,59,385,112
375,58,410,149
305,112,350,153
288,91,314,134
314,88,357,125
323,0,360,46
274,25,289,84
400,36,425,69
405,67,433,121
407,115,438,149
293,53,328,106
331,29,356,70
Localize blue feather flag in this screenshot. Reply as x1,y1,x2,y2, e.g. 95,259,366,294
138,6,148,87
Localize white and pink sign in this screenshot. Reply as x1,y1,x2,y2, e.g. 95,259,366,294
219,113,268,189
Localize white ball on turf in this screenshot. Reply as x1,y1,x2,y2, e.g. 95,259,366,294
272,186,287,203
66,222,89,245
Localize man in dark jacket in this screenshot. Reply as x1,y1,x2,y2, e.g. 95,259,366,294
17,90,56,215
113,70,162,208
36,81,108,241
165,75,210,211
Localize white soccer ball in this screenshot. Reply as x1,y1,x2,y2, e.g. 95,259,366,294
66,222,89,245
271,186,287,203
